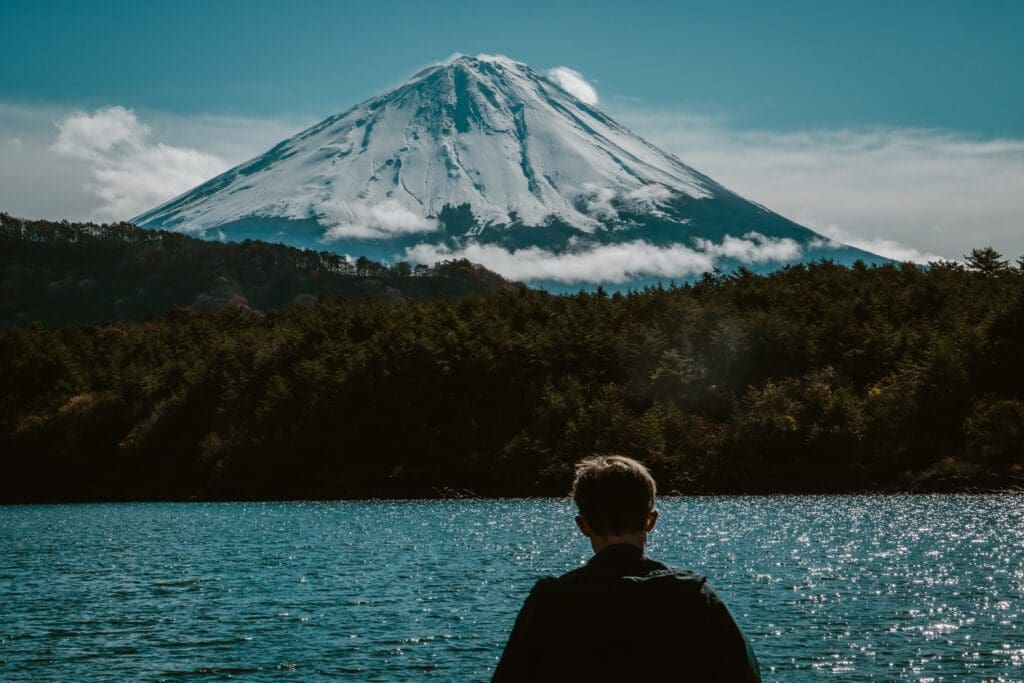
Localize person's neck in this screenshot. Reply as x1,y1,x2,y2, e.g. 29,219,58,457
590,532,646,554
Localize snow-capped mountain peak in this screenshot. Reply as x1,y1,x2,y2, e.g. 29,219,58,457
135,55,883,289
136,54,712,237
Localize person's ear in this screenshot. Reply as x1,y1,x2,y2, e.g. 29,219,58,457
644,509,658,533
575,515,593,538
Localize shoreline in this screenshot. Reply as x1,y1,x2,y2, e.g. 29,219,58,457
4,484,1023,506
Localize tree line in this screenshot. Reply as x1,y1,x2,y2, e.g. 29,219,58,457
2,217,1023,501
0,213,516,329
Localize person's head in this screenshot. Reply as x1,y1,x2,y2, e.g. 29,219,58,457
570,455,658,552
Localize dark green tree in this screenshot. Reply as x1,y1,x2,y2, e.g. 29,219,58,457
964,247,1010,276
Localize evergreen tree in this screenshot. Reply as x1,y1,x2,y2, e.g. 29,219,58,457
964,247,1010,276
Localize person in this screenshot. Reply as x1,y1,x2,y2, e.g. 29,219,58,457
492,455,761,681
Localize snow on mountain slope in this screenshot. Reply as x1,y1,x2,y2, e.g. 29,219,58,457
135,54,885,288
137,54,712,235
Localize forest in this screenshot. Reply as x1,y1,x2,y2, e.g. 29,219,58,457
2,216,1024,502
0,213,516,329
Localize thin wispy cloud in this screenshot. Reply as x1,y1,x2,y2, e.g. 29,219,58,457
616,107,1024,261
406,233,799,284
546,67,599,106
806,222,946,264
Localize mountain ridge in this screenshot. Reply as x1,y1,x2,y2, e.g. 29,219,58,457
0,213,517,329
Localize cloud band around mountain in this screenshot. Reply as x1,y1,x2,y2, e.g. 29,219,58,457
3,100,1023,263
617,107,1024,263
406,233,801,284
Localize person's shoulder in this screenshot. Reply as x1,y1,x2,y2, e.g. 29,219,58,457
539,564,589,589
527,563,606,596
660,570,744,624
529,575,560,591
637,557,709,588
652,564,732,605
523,574,562,601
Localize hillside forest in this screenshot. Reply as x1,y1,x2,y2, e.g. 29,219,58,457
2,216,1023,501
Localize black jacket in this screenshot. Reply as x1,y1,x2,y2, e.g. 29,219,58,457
492,544,761,682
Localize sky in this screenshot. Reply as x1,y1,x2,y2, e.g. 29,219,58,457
1,0,1022,262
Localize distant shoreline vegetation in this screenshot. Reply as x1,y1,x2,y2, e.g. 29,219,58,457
2,215,1023,503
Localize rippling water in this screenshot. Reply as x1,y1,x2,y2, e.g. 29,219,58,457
1,496,1021,681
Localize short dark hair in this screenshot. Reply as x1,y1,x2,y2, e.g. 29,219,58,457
570,455,656,535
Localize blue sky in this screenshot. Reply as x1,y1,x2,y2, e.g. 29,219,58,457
4,0,1022,133
1,0,1023,260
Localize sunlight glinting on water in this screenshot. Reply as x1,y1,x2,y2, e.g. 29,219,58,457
1,495,1021,681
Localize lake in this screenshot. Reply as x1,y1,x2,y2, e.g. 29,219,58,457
1,496,1021,681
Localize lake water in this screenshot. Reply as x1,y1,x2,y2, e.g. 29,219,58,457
1,496,1021,681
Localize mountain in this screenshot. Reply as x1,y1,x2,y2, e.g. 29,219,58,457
134,54,884,290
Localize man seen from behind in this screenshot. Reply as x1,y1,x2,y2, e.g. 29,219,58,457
493,455,761,681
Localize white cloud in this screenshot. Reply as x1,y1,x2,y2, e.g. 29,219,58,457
474,53,518,67
0,102,306,223
406,233,799,284
407,241,708,283
51,105,148,160
6,96,1022,266
320,199,439,240
49,106,227,221
614,106,1024,261
546,67,599,106
694,232,802,263
806,222,945,264
626,184,673,203
582,183,618,220
580,183,674,221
